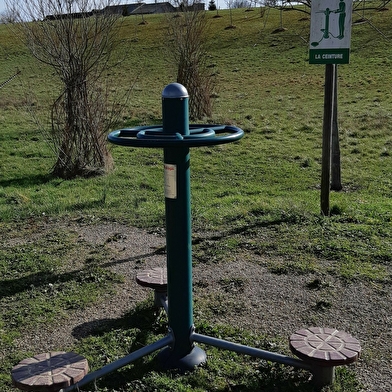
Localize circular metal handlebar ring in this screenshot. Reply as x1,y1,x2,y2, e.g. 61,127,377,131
108,124,244,148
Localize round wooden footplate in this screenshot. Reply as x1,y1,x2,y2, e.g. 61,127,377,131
289,327,361,366
136,267,167,292
11,352,88,392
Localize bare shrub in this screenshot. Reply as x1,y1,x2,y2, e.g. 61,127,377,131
6,0,123,179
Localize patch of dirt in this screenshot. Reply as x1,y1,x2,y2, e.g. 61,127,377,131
8,219,392,391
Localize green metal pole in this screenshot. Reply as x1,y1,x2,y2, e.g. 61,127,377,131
158,83,206,370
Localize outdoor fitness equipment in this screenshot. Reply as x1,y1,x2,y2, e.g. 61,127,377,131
108,82,244,370
11,83,360,392
107,83,359,388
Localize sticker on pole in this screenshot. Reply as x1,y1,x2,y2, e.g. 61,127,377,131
309,0,352,64
164,163,177,199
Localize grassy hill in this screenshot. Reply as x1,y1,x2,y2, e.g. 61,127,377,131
0,5,391,391
0,6,391,225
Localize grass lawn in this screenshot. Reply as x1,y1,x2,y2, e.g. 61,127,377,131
1,4,392,391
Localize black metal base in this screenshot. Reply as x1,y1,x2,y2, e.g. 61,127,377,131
157,346,206,372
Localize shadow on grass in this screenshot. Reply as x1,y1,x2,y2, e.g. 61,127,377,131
0,174,54,188
72,302,170,391
69,303,314,392
0,271,59,299
0,266,117,299
195,208,309,242
72,302,165,341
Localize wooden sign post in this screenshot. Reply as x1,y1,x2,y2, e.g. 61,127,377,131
309,0,352,215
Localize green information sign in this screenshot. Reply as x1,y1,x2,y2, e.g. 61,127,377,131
309,0,352,64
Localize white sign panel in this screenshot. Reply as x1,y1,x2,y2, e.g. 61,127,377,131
164,163,177,199
309,0,353,64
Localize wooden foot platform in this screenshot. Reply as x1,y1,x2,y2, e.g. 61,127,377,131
11,352,88,392
289,327,361,390
289,327,361,365
136,267,167,292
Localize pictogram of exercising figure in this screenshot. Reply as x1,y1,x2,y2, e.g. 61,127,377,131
334,0,346,39
311,0,346,46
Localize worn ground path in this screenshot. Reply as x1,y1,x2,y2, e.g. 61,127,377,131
7,219,392,391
